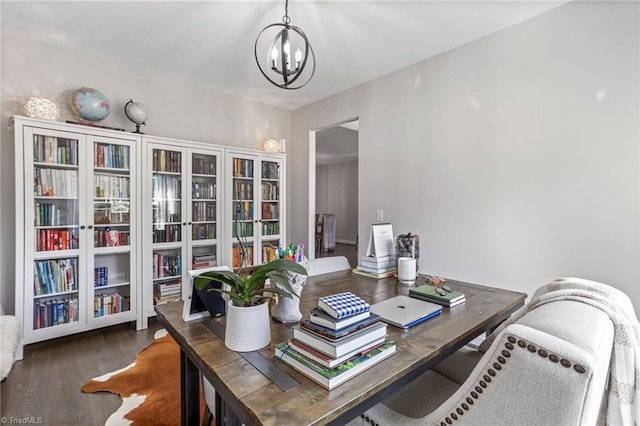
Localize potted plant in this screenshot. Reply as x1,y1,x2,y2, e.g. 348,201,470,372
194,258,308,352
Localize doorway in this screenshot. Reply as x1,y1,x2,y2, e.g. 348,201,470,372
308,119,359,267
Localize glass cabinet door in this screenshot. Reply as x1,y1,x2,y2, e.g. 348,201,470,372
190,152,219,270
151,147,184,308
231,156,256,269
29,131,82,330
260,159,282,263
91,139,133,319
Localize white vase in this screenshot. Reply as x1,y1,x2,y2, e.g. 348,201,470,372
224,300,271,352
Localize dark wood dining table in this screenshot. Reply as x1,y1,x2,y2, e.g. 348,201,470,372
155,270,526,426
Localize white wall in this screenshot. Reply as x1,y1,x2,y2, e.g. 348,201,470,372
291,1,640,313
316,161,358,244
0,33,292,315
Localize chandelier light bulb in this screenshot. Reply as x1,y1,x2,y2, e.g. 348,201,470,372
271,47,279,61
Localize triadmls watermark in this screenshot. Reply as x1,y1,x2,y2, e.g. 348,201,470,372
0,417,44,425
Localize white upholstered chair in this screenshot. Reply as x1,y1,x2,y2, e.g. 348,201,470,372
347,279,639,426
306,256,351,276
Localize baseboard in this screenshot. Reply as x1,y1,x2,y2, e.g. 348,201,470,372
336,239,357,245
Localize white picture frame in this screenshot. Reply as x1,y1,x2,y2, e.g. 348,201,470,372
182,265,231,322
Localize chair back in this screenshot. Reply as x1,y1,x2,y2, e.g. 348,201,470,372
307,256,351,277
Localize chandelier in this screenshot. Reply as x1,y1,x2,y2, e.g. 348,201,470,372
254,0,315,90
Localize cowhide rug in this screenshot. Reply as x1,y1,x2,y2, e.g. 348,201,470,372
82,329,206,425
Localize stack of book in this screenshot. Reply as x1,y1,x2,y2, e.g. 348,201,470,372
409,284,466,308
153,281,182,305
275,292,396,390
353,255,397,279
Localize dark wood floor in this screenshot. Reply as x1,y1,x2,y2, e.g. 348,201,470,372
1,246,356,425
315,242,358,269
1,319,164,425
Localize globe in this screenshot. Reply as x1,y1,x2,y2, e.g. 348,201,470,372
124,99,148,133
70,87,111,122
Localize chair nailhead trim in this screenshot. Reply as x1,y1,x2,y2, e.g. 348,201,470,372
436,335,587,425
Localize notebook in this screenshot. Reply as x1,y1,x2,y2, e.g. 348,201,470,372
370,295,442,329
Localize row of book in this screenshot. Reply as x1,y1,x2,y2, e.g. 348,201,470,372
34,167,79,198
34,296,79,329
34,202,72,227
233,181,254,200
152,224,182,243
94,266,109,287
192,224,216,241
153,149,182,173
261,181,279,201
34,135,78,166
275,292,396,390
94,292,130,317
192,182,216,200
261,161,280,180
354,255,397,279
94,173,130,199
153,253,182,279
36,229,79,252
192,201,217,221
233,158,254,178
94,142,129,169
34,258,78,295
94,229,130,248
192,156,216,175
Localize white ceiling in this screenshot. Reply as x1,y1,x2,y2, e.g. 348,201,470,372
1,1,569,111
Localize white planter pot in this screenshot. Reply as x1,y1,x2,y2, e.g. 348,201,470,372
224,300,271,352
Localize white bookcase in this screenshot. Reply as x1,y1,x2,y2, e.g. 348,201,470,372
14,117,141,358
141,137,224,327
226,148,286,269
14,117,289,340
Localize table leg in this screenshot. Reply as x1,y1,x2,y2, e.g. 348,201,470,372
180,348,200,426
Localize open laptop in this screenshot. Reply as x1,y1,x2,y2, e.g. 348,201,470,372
370,295,442,329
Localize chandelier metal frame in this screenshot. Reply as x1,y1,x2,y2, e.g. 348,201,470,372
254,0,315,90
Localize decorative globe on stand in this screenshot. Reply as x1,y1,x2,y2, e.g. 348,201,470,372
124,99,147,134
70,87,111,122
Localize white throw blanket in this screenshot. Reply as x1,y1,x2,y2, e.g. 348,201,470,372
483,278,640,426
